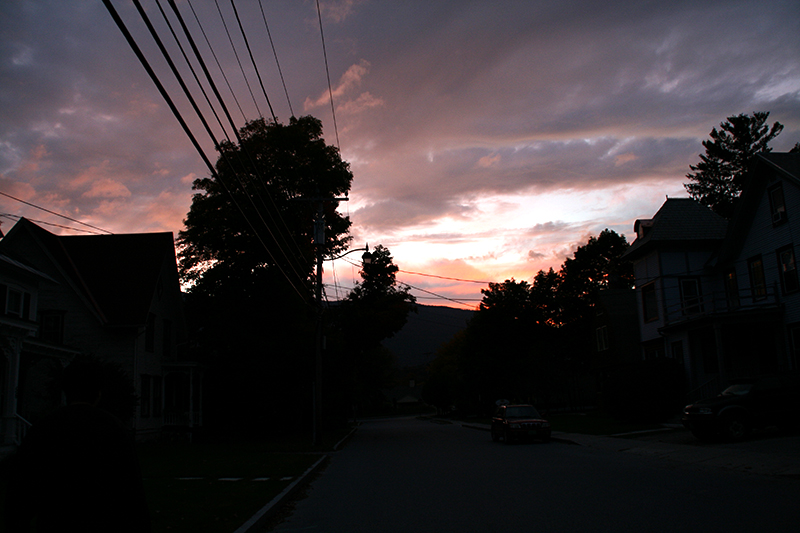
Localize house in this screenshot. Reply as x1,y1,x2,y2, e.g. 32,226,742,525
624,152,800,400
0,218,199,442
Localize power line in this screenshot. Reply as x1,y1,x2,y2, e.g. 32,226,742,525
397,269,493,284
168,0,313,281
258,0,293,117
0,190,113,235
186,0,247,123
105,0,312,305
341,257,479,309
212,0,262,118
158,0,312,286
229,0,276,121
315,0,340,149
0,213,106,235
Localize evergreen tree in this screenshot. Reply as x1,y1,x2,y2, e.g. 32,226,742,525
684,112,783,218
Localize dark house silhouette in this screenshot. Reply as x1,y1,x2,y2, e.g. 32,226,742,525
0,218,199,445
625,152,800,400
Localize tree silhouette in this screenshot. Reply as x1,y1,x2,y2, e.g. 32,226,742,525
178,115,352,292
684,112,783,218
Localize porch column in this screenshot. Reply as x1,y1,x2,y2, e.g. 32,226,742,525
188,367,194,429
713,323,728,387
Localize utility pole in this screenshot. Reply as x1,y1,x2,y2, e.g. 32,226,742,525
307,195,348,447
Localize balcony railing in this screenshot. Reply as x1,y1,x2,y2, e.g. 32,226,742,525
661,286,781,327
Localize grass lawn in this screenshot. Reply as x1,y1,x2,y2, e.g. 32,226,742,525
138,428,353,533
0,428,351,533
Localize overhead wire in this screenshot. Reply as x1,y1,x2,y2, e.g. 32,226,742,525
212,0,262,118
186,0,247,123
0,213,108,235
154,0,231,142
161,0,312,286
0,190,114,235
315,0,340,149
228,0,276,121
341,257,478,310
167,0,313,283
105,0,311,305
258,0,293,117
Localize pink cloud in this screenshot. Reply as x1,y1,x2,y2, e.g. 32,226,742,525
82,178,131,199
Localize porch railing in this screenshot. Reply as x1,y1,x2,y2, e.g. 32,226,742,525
14,414,32,446
686,376,721,404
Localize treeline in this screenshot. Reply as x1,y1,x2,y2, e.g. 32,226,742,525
423,229,679,418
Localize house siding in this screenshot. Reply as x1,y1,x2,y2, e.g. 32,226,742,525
0,219,191,440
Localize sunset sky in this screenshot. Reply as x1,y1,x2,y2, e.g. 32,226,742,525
2,0,799,309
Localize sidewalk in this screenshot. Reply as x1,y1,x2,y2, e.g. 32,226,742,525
462,422,800,478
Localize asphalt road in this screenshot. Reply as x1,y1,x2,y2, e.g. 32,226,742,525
267,417,800,533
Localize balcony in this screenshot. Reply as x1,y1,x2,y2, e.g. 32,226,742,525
660,286,782,330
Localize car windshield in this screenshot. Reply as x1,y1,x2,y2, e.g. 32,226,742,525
722,383,753,396
505,406,541,418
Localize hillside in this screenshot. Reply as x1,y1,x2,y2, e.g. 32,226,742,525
381,304,474,367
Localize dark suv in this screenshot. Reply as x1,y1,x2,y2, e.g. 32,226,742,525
491,404,551,444
682,375,800,441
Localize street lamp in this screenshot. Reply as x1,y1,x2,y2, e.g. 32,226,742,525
327,243,372,265
312,243,371,446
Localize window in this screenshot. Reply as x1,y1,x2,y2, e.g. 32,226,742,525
1,285,32,320
680,278,703,315
6,289,22,317
141,375,152,418
642,283,658,322
769,183,787,225
145,313,156,352
725,269,740,309
748,256,767,300
596,326,609,352
777,246,800,294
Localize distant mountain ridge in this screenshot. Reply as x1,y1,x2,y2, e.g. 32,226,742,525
381,304,474,367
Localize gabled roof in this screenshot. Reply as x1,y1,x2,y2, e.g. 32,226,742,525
0,218,177,327
624,198,728,260
715,152,800,265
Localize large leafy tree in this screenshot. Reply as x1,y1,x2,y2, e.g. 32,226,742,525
178,116,353,292
176,116,353,435
684,112,783,218
558,228,632,323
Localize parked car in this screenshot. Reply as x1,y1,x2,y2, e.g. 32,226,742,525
491,404,551,443
682,375,800,441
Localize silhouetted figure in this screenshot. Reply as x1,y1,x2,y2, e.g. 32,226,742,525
3,358,151,532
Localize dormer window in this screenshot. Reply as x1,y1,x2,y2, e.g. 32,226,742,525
769,183,787,226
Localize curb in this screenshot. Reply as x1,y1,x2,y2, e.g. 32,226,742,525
234,455,329,533
234,427,357,533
